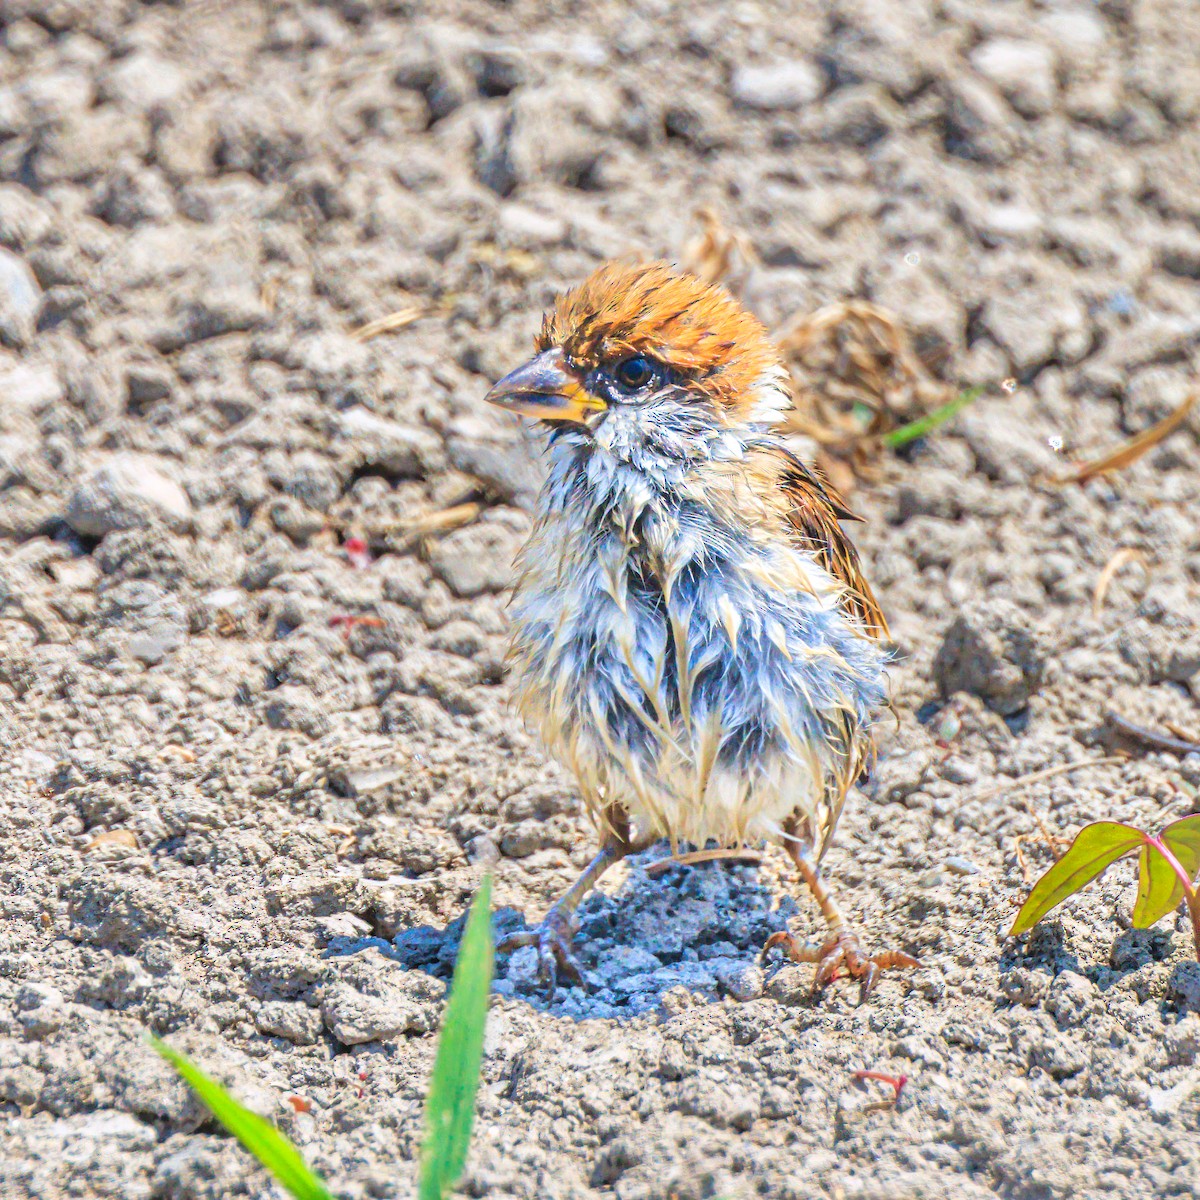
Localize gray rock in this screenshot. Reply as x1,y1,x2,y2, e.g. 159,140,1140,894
0,246,40,347
874,750,931,804
673,1077,760,1130
1169,962,1200,1013
596,945,663,984
18,1005,67,1038
268,495,326,544
126,624,185,665
944,855,981,876
320,952,438,1045
447,419,546,510
1164,1015,1200,1066
66,455,192,538
65,874,180,952
263,684,332,739
265,872,370,919
15,981,64,1011
499,819,549,858
505,945,541,991
970,38,1057,117
1046,971,1098,1028
933,599,1044,715
77,957,154,1009
254,1000,324,1045
765,964,809,1005
338,407,445,479
0,360,63,410
713,959,764,1001
99,51,188,111
999,966,1052,1006
730,60,823,110
497,202,566,247
943,73,1019,163
663,93,734,151
424,512,526,597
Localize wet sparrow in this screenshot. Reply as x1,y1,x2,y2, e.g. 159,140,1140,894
485,262,917,1001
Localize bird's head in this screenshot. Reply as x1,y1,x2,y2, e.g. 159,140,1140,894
485,262,791,460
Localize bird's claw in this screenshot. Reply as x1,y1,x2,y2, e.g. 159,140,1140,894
764,929,918,1003
496,908,586,999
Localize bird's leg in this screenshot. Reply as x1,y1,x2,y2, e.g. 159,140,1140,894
497,811,633,998
764,838,919,1003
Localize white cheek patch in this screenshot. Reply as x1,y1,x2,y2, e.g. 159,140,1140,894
744,364,793,426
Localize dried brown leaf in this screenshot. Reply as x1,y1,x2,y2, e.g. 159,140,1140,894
681,207,758,290
774,301,956,486
1056,391,1197,485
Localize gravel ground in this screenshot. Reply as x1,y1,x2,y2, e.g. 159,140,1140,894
3,2,1200,1198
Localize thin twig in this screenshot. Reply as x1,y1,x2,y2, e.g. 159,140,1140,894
1053,391,1197,485
350,305,429,342
379,502,483,547
644,847,764,877
1092,547,1146,618
968,755,1126,804
1106,711,1200,756
1012,835,1032,885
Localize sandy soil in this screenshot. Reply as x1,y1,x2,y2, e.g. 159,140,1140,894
3,1,1200,1197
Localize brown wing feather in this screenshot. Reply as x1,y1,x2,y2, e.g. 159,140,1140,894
772,450,890,640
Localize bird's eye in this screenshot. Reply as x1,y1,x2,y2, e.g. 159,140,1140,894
612,355,657,392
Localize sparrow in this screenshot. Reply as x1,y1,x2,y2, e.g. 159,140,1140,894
485,261,917,1001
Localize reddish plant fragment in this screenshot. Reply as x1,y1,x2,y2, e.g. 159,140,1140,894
853,1070,908,1102
344,536,373,569
328,614,384,639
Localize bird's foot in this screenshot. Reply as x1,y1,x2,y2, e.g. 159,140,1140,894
764,929,918,1003
496,907,586,1000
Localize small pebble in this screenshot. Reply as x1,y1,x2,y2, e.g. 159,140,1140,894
730,59,823,110
945,856,981,876
66,455,192,537
713,959,764,1002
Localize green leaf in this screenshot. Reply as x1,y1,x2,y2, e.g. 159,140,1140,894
418,874,495,1200
1010,821,1146,937
1162,816,1200,883
882,386,985,449
1133,817,1200,928
150,1037,333,1200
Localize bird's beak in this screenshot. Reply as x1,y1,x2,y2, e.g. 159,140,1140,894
484,347,606,423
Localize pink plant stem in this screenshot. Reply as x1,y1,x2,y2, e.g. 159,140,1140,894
1147,836,1200,958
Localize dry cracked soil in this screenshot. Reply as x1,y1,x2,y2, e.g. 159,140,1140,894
3,1,1200,1198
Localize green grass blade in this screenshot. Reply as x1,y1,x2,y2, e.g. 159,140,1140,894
1010,822,1145,937
882,386,985,449
418,874,495,1200
1134,817,1200,928
150,1036,334,1200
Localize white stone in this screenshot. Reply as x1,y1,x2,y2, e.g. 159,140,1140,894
0,360,62,409
66,454,192,537
970,38,1057,116
730,60,823,111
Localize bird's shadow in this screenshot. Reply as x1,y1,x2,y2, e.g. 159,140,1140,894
335,846,799,1020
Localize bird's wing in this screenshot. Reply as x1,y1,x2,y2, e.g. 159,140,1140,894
756,444,890,640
